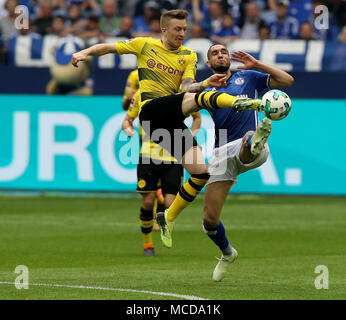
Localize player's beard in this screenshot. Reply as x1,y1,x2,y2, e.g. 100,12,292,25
213,64,230,72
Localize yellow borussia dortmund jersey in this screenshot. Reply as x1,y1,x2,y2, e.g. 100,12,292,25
123,69,139,101
115,37,197,107
127,89,177,163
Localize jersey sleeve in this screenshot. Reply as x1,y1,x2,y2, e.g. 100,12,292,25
127,90,140,119
248,70,271,92
181,51,198,81
115,37,146,56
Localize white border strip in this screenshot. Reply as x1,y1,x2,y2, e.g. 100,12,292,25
0,281,208,300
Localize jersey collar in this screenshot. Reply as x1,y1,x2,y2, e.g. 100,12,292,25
159,39,181,52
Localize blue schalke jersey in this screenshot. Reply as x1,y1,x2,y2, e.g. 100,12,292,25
205,70,270,148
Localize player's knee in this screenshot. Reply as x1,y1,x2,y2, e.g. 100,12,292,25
189,166,209,176
163,193,175,208
182,92,199,115
141,193,156,210
191,172,210,180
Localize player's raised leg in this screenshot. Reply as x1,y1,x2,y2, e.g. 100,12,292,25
180,91,262,116
249,118,272,156
239,118,272,161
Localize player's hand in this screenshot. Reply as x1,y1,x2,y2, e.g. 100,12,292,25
124,127,135,137
122,118,135,137
71,50,88,68
207,74,227,87
231,51,258,70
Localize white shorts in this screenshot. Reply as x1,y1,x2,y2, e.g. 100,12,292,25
206,138,269,186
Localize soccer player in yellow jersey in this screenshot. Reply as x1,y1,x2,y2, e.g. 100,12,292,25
122,88,201,256
122,70,161,236
122,68,192,234
72,9,261,248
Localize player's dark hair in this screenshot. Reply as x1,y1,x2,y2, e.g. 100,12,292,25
207,43,228,60
160,9,188,28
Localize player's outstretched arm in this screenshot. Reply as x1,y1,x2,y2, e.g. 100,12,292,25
72,43,117,67
122,89,137,110
231,51,294,88
257,60,294,88
181,74,227,93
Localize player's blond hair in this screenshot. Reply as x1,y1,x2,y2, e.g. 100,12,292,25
160,9,188,28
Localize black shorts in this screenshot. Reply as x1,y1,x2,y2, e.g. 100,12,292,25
136,158,184,195
139,93,199,163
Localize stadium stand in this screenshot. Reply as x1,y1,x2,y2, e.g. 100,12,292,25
1,0,345,48
0,0,345,97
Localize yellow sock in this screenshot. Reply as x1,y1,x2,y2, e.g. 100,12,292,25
142,232,153,247
166,173,209,222
140,208,154,247
195,91,239,109
153,197,158,218
140,219,154,246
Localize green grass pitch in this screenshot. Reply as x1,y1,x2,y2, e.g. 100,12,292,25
0,194,345,300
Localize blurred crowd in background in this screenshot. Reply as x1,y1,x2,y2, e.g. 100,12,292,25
0,0,346,58
0,0,345,94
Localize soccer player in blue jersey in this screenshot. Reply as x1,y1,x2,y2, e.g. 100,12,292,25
202,44,294,281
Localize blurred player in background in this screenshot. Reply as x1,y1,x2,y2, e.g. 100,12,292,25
72,9,262,250
122,69,139,111
122,69,165,233
122,82,201,256
202,44,294,281
47,36,93,95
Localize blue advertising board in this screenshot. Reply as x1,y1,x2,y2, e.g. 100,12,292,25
5,36,346,71
0,95,345,195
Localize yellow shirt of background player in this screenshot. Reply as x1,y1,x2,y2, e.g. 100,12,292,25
127,90,177,163
116,37,197,107
123,69,139,101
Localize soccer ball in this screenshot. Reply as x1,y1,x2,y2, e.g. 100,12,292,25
260,89,292,121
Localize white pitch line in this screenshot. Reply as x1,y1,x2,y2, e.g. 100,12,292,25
0,281,208,300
